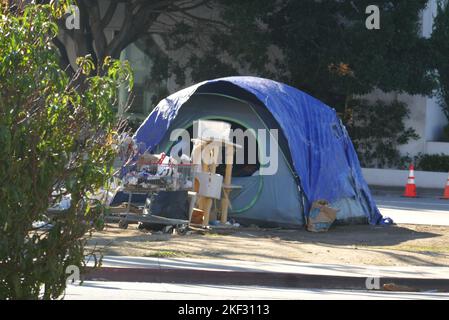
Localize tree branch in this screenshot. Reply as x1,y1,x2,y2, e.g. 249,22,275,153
101,0,119,28
79,0,108,65
53,36,75,76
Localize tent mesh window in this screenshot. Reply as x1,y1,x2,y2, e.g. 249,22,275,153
185,120,260,177
221,121,260,177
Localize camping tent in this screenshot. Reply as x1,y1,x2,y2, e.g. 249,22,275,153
133,76,384,227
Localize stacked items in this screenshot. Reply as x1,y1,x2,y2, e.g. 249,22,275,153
190,120,242,227
122,152,193,191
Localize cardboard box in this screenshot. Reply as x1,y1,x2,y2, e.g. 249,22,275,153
306,200,338,232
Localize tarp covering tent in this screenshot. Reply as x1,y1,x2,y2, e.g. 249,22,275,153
133,76,384,227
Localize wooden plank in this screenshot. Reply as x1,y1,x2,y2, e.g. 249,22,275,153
201,142,220,226
220,144,234,224
191,140,206,224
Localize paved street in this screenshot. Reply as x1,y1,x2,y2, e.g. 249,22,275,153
65,281,449,300
375,195,449,226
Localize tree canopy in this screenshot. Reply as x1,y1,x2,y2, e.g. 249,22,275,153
20,1,449,113
432,0,449,120
181,0,437,111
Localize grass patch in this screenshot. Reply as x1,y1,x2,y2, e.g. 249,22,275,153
204,232,226,237
144,250,190,258
357,245,449,254
384,245,449,254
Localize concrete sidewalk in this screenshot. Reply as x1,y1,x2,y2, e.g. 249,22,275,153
84,256,449,292
94,256,449,279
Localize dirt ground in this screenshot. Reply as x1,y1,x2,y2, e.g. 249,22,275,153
87,223,449,266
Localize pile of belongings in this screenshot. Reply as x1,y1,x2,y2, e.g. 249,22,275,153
118,135,193,190
122,152,192,190
123,153,172,185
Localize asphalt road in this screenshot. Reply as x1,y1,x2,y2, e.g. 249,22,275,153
374,195,449,226
65,281,449,300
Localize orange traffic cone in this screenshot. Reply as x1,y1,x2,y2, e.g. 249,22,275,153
403,164,417,198
442,172,449,200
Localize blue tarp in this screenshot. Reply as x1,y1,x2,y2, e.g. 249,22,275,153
134,76,383,224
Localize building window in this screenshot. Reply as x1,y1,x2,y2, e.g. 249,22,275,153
119,36,168,119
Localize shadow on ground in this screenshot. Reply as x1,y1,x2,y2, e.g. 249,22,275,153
210,224,440,247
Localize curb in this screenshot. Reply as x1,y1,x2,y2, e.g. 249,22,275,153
83,267,449,293
370,186,442,198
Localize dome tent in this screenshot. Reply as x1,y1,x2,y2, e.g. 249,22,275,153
134,76,384,227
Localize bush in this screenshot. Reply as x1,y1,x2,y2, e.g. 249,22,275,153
415,153,449,172
0,3,132,299
345,99,419,168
